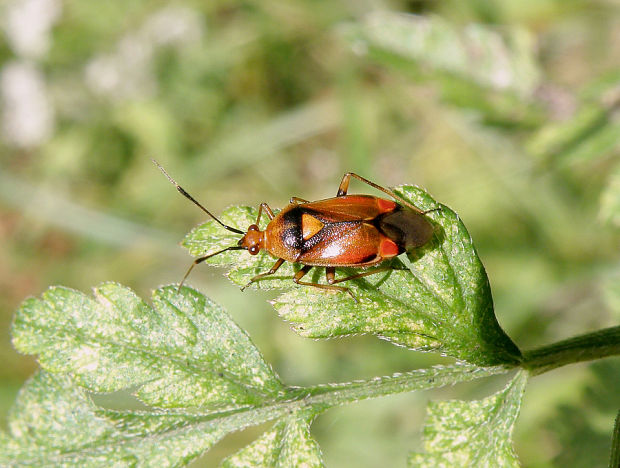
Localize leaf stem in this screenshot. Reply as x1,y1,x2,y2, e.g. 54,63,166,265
521,325,620,375
288,364,510,411
161,365,511,423
115,365,512,450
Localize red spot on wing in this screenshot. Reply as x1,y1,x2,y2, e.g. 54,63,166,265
380,238,400,258
377,198,397,212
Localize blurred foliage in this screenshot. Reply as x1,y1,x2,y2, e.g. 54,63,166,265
543,360,620,467
0,0,619,466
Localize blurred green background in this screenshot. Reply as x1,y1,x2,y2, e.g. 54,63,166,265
1,0,619,466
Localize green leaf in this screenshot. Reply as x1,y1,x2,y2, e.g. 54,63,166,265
221,412,324,468
5,278,510,466
343,12,540,97
275,186,521,365
408,370,529,468
12,283,284,408
183,186,521,365
1,365,504,467
0,372,228,467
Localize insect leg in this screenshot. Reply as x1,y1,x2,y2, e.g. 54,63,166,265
289,196,310,204
293,266,358,302
293,265,313,282
256,202,275,225
336,172,424,214
325,266,336,284
327,265,399,285
242,258,285,291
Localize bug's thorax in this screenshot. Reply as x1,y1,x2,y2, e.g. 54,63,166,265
238,224,266,255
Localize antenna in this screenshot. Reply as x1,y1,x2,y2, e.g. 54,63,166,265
152,159,244,235
178,246,245,291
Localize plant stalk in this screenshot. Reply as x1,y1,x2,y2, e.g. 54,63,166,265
291,364,510,410
521,325,620,375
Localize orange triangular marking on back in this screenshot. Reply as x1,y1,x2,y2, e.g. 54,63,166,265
302,214,324,240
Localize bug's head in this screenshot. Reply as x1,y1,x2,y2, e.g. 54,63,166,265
238,224,265,255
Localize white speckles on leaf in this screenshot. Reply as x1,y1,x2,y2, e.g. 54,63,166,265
408,370,528,468
12,283,283,408
221,412,324,468
1,371,233,467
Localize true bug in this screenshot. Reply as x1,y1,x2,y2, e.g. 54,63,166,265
154,160,436,300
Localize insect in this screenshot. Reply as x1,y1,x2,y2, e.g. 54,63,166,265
154,160,436,300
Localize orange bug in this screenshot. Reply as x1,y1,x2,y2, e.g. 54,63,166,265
154,161,436,300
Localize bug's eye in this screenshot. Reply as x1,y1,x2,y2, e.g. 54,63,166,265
249,246,259,255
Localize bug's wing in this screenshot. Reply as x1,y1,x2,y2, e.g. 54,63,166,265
298,221,387,266
302,195,397,222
